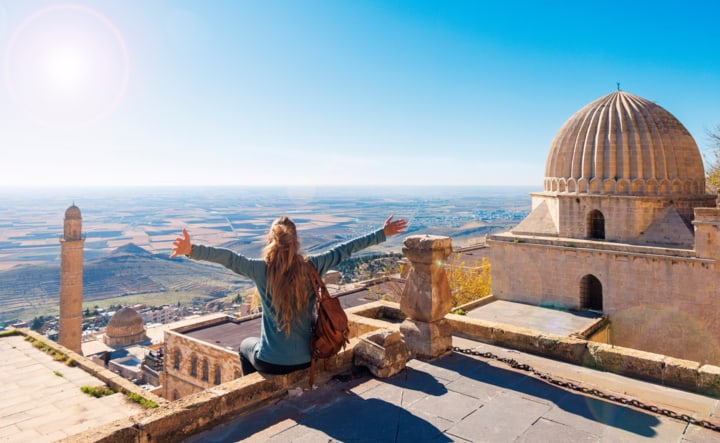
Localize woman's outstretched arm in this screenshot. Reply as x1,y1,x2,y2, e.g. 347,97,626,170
311,215,408,274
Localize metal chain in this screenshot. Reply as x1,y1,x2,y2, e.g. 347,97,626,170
452,346,720,433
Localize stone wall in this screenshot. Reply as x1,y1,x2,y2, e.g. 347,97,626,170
63,339,359,443
526,193,714,244
488,235,720,364
447,314,720,398
163,318,242,400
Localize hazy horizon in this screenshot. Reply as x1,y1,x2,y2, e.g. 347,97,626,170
0,185,532,271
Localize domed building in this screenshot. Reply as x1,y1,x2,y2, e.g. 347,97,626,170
488,90,720,364
104,307,149,347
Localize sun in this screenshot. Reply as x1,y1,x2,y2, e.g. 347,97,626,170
44,44,92,91
3,5,129,127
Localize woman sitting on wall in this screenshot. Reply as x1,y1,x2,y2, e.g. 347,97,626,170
170,215,408,375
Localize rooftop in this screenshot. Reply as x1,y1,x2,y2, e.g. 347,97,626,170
186,336,720,442
0,333,145,442
4,297,720,442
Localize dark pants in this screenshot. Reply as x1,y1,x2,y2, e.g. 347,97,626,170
239,337,311,376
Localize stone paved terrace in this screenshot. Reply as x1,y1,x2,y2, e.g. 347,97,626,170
186,336,720,442
465,298,602,337
0,334,145,442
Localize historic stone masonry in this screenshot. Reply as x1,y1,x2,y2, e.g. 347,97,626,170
488,90,720,365
59,204,85,354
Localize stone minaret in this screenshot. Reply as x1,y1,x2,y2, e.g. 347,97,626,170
59,204,85,354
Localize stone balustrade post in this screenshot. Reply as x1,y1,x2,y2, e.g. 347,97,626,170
399,235,453,359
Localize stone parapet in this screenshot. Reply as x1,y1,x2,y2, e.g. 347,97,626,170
60,338,360,443
488,232,700,259
447,314,720,397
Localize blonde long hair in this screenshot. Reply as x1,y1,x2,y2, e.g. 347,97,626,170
262,216,309,336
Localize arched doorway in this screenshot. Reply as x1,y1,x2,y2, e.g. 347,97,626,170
587,210,605,239
580,274,603,311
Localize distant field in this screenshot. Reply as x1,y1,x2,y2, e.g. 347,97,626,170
0,186,532,270
0,186,532,322
82,290,228,311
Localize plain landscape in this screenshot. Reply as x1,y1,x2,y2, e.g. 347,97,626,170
0,185,532,323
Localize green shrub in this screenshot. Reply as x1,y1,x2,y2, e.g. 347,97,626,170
126,392,158,409
81,385,115,398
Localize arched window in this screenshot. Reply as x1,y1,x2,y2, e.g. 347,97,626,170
173,349,181,370
173,390,179,401
190,355,198,377
214,365,222,385
580,274,603,311
587,210,605,239
201,359,209,382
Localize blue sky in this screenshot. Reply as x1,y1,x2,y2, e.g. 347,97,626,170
1,0,719,188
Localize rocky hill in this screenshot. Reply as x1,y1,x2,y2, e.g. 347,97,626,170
0,243,250,323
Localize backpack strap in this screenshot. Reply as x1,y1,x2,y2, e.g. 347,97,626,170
307,262,330,303
309,358,317,387
307,262,323,388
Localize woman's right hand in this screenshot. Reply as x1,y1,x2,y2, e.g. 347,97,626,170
170,228,192,258
383,215,408,237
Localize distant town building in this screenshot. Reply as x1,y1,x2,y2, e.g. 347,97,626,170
103,307,149,347
489,90,720,364
141,305,180,325
59,204,85,354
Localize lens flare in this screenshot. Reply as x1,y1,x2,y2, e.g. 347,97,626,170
3,4,130,128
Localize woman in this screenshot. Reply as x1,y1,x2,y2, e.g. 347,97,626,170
170,215,408,375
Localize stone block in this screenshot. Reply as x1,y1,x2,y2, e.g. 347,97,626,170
589,343,664,383
354,330,410,378
661,357,699,391
698,364,720,397
446,315,494,343
487,324,541,354
400,318,452,359
537,335,588,364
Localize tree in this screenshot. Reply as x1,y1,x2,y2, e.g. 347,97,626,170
30,316,44,331
447,257,492,307
705,125,720,194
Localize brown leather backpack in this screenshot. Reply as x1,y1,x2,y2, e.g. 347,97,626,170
307,262,349,386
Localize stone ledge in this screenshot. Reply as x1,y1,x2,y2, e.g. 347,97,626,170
487,233,703,260
447,314,720,398
61,338,362,443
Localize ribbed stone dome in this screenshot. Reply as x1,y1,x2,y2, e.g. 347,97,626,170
104,307,146,347
544,91,706,196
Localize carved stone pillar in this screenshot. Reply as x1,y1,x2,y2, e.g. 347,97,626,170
399,235,453,359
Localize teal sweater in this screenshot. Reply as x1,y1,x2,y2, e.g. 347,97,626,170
188,228,387,365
